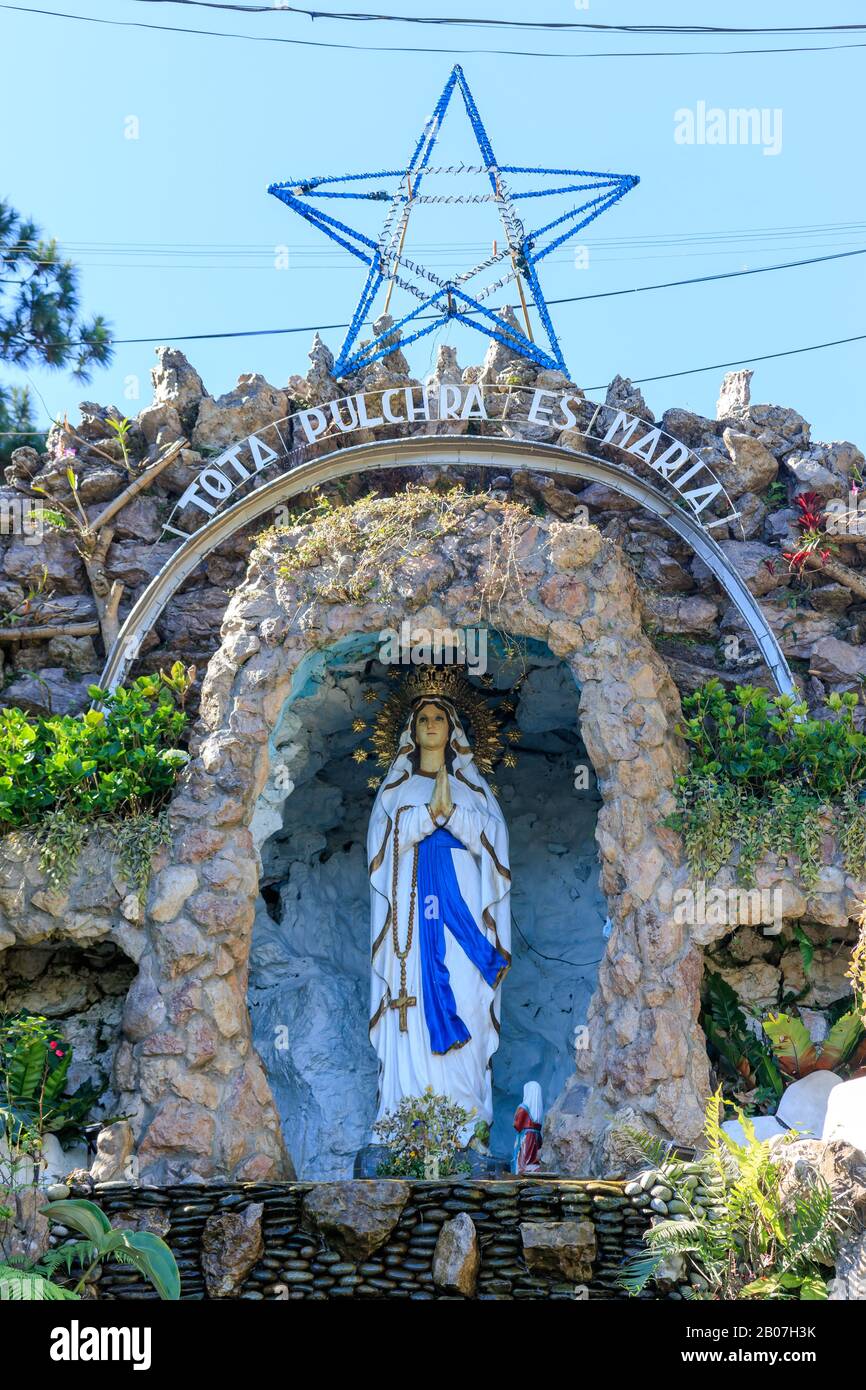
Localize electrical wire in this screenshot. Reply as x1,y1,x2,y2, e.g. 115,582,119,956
7,245,862,350
3,334,864,436
131,3,866,38
3,4,866,59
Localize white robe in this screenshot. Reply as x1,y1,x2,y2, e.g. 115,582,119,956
368,750,511,1135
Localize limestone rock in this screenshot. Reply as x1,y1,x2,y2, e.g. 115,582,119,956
830,1228,866,1300
4,528,85,592
809,636,866,688
89,1120,135,1184
432,1211,480,1295
76,463,126,504
520,1219,597,1282
716,960,780,1010
717,369,752,419
137,400,184,449
733,491,769,540
150,346,206,431
1,667,91,716
777,1072,842,1137
821,440,865,481
605,374,652,423
780,945,854,1006
776,1137,866,1217
716,540,785,597
822,1076,866,1154
301,1180,409,1260
148,865,198,923
201,1202,264,1297
192,374,288,452
305,332,340,401
742,403,810,458
479,306,534,383
5,445,42,486
109,1206,171,1239
719,429,779,495
659,408,718,449
368,313,410,376
548,519,603,569
641,592,719,636
784,449,847,500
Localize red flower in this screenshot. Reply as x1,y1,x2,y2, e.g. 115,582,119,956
794,491,825,532
55,1049,64,1058
48,1040,57,1051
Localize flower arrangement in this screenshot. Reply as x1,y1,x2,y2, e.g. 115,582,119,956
373,1087,474,1179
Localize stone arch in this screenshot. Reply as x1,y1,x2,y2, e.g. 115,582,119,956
98,436,795,700
123,492,709,1182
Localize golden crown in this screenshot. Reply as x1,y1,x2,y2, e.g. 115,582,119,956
366,666,506,776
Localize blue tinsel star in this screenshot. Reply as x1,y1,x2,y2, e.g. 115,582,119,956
269,65,639,380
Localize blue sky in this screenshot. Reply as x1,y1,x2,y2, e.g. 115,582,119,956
1,0,864,445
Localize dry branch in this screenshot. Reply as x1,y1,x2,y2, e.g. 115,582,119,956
89,436,187,532
0,622,100,642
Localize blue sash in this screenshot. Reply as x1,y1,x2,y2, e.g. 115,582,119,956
416,827,508,1055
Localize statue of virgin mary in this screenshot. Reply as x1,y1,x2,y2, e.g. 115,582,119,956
367,672,511,1135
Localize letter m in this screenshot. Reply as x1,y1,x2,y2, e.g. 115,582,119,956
601,411,641,449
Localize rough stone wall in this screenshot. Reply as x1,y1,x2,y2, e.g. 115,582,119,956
95,500,694,1179
2,329,865,720
82,1178,649,1301
3,493,864,1181
3,324,866,1183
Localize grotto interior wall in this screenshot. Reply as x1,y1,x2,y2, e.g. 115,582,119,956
246,635,607,1179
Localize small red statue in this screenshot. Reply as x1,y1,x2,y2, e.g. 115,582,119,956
512,1082,543,1174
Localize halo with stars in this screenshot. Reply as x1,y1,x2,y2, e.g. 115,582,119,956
268,64,639,380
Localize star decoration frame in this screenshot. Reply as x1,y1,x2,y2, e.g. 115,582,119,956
269,64,639,380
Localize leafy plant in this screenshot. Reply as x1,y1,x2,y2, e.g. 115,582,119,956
105,414,133,475
0,1012,103,1151
619,1091,848,1300
782,493,836,575
762,1009,866,1080
0,665,191,890
0,1199,180,1300
0,666,191,828
701,972,783,1109
374,1086,474,1179
667,681,866,885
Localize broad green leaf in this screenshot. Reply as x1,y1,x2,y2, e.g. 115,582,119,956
40,1199,113,1242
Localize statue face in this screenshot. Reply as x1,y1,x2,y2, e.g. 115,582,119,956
414,702,450,755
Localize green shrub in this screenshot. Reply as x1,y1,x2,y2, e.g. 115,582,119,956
667,681,866,884
0,667,191,827
619,1091,848,1301
1,1198,180,1300
0,1012,104,1151
0,666,191,891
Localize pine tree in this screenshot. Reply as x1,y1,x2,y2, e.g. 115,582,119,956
0,199,113,463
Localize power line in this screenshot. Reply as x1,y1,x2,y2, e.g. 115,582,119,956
4,335,864,437
131,3,866,37
583,334,866,392
3,4,866,59
8,245,863,350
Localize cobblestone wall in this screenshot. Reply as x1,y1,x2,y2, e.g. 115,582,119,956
85,1178,650,1301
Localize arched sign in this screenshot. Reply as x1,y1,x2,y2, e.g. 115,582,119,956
100,432,794,699
161,385,744,544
